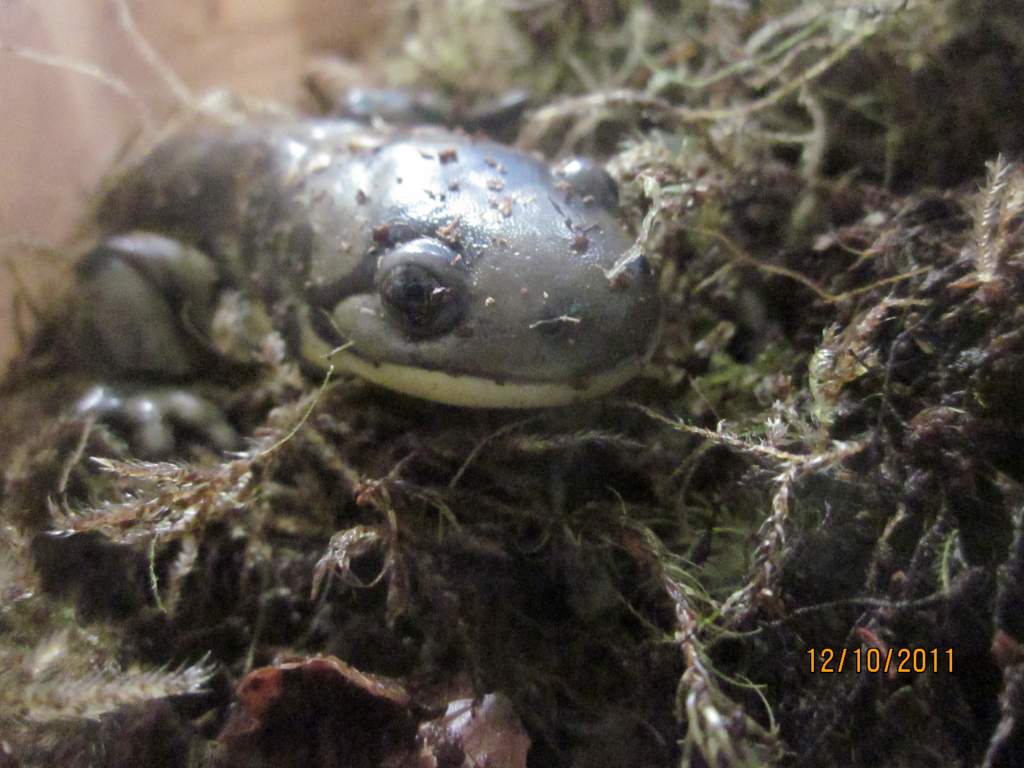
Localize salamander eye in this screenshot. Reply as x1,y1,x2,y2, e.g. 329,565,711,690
379,263,464,337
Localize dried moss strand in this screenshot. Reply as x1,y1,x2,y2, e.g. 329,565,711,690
114,0,194,109
628,403,810,465
57,415,96,496
258,365,334,458
448,417,538,489
0,42,147,115
690,225,931,304
520,16,880,150
722,440,864,622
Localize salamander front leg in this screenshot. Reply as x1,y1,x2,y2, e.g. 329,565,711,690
70,232,239,457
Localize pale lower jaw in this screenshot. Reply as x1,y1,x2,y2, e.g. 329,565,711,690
328,350,645,408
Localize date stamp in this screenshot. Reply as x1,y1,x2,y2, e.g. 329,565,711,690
807,647,954,674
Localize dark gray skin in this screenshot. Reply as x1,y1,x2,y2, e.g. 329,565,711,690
70,118,660,454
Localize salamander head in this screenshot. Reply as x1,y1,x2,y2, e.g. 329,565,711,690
319,135,660,407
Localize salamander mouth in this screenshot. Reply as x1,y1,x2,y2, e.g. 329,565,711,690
298,300,660,407
327,349,649,408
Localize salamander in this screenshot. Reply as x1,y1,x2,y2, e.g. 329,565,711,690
68,115,660,453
